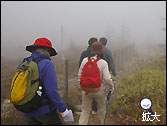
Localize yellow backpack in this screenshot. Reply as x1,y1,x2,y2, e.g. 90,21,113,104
10,57,50,113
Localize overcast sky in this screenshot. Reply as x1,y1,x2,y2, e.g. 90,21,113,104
1,1,166,59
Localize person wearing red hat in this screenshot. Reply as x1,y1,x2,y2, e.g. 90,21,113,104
17,37,71,125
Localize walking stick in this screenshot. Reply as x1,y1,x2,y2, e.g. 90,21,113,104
103,90,113,125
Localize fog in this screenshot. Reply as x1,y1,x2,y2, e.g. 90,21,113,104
1,1,166,60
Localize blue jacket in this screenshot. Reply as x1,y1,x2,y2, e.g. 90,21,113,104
17,51,67,116
103,47,116,77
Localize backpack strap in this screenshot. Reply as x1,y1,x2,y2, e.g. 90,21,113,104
88,57,102,63
32,57,52,111
33,57,51,63
21,56,52,111
95,58,102,62
22,56,33,63
87,57,92,61
88,57,96,62
22,56,51,63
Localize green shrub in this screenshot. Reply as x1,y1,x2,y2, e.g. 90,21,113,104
109,58,166,125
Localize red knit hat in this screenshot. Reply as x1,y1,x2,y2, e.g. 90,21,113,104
26,38,57,56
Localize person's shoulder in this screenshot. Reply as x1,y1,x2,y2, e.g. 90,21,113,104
105,47,111,52
105,47,112,55
81,50,87,55
37,57,53,66
82,50,87,54
83,57,88,62
83,48,90,53
38,57,51,62
80,57,89,65
81,50,90,58
98,58,108,65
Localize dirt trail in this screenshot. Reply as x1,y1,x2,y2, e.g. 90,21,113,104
63,55,148,125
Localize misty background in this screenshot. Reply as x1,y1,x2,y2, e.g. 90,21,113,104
1,1,166,60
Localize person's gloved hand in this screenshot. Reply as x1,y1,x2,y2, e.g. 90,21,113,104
60,108,74,122
107,88,113,100
60,108,69,118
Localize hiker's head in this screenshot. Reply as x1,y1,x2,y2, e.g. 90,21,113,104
88,37,98,46
26,37,57,56
91,42,104,55
99,37,107,46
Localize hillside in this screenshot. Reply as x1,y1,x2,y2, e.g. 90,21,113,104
108,58,166,125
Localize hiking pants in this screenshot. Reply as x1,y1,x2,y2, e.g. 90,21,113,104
92,85,106,112
23,109,63,125
79,91,106,125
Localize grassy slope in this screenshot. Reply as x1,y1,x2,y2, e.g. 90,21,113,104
109,58,166,125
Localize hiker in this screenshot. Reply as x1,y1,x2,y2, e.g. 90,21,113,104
92,37,117,115
79,37,98,68
14,38,72,125
92,37,116,114
79,37,99,115
99,37,116,77
78,42,114,125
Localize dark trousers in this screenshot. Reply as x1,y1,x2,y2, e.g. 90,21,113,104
92,99,98,112
23,109,63,125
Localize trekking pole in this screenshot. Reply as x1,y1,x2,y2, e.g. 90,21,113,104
103,90,113,125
